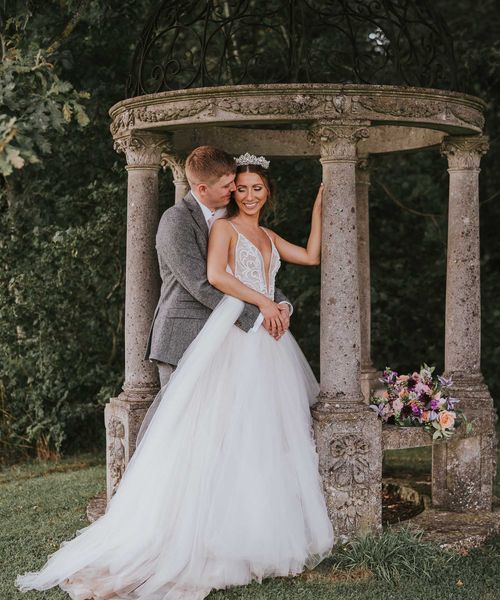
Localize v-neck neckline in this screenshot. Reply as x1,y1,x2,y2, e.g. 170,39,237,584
235,228,276,295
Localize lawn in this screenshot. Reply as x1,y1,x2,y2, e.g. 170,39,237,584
1,448,499,600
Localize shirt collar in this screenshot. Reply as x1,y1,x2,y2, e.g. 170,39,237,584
191,190,227,224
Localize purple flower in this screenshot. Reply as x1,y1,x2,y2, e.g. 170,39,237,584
438,374,453,388
430,398,439,410
429,410,438,421
369,404,385,418
411,404,422,417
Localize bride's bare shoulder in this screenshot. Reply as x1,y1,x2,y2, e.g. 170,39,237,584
209,219,236,240
260,226,277,242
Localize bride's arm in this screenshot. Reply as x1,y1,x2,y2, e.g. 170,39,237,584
269,183,322,266
207,220,285,326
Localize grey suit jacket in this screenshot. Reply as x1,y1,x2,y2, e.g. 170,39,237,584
144,191,289,366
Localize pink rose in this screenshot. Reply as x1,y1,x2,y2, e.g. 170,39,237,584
439,411,456,429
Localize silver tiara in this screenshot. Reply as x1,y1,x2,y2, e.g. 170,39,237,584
234,152,270,169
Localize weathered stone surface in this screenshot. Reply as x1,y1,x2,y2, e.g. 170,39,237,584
167,125,445,157
109,84,486,138
382,425,433,450
391,508,500,554
431,135,497,513
441,135,489,375
312,405,382,543
355,157,380,402
104,396,153,500
87,490,107,523
311,121,367,401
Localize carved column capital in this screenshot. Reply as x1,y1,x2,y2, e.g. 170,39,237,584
440,135,489,171
114,131,171,170
308,121,370,162
160,153,186,182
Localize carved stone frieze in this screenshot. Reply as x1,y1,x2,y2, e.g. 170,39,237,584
107,416,126,498
218,93,321,116
114,132,170,169
446,104,485,129
109,85,486,142
355,96,443,119
441,135,489,170
111,101,212,137
308,122,370,161
110,109,136,137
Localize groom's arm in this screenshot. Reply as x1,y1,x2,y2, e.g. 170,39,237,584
158,211,260,331
274,287,293,317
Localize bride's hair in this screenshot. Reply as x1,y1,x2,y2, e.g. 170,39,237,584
226,164,275,218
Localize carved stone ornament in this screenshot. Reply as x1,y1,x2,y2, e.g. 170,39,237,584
113,132,171,169
330,486,370,536
441,135,489,170
218,94,321,116
107,416,126,497
329,435,370,486
160,153,187,181
308,122,370,161
355,96,443,119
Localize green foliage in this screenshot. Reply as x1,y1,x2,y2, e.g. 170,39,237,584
330,526,454,584
0,13,90,176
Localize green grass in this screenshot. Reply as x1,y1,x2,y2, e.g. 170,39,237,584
1,450,499,600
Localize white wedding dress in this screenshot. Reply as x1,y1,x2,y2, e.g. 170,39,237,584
16,225,334,600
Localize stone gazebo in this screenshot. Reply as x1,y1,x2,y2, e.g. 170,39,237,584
107,83,496,540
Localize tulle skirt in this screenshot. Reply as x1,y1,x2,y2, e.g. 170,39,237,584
16,295,334,599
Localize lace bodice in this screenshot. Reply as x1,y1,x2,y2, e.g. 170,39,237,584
226,223,281,299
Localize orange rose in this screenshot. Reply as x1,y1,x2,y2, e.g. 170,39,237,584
439,411,456,429
421,411,430,422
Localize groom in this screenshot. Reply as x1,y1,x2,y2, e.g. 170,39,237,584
144,145,292,387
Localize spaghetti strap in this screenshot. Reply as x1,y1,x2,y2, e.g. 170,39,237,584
227,221,240,234
260,227,274,243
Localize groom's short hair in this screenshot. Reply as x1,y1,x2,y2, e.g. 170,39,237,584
185,146,235,186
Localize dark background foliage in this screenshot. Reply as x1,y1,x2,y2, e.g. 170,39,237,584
0,0,498,463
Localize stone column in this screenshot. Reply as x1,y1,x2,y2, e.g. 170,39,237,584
105,131,168,500
161,153,189,204
308,121,382,542
432,135,496,511
356,156,379,401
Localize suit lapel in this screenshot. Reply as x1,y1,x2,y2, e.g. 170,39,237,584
183,191,208,238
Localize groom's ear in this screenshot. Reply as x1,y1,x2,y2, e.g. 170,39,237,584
197,182,208,195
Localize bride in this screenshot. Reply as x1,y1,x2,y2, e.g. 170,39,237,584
16,153,333,599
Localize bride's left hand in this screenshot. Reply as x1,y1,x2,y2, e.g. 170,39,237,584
314,183,323,211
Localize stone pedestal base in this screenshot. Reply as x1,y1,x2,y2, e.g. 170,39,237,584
104,393,155,501
432,375,497,511
312,400,382,543
360,367,381,402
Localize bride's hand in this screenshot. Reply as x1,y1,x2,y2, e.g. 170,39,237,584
260,298,287,339
314,182,323,211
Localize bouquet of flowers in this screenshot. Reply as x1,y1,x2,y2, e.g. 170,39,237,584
369,364,471,440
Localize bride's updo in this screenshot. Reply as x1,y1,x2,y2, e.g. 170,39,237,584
227,163,275,218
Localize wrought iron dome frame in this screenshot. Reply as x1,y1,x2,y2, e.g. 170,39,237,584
126,0,461,98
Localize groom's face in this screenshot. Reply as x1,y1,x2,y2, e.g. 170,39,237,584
198,172,236,210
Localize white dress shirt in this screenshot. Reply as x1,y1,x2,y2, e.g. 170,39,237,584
191,190,292,332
